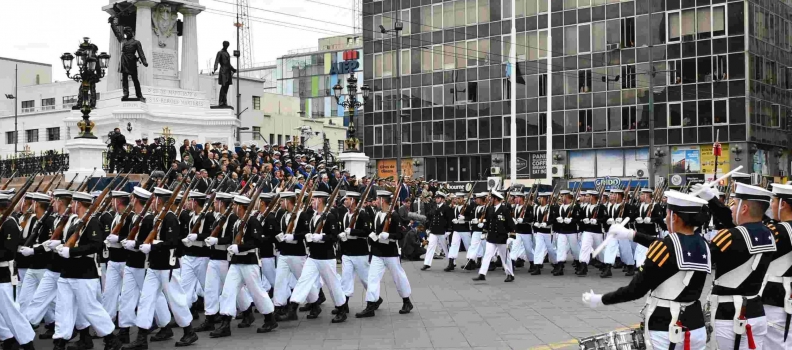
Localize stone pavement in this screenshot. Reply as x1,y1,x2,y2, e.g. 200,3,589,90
31,260,652,350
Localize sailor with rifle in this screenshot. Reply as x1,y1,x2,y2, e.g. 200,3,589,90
464,193,488,270
256,192,281,297
180,191,213,321
532,191,559,275
577,189,610,277
421,192,453,271
472,191,516,282
16,192,54,319
0,191,36,350
553,189,582,277
762,184,792,349
633,187,665,267
446,187,476,272
510,189,536,273
338,188,375,302
101,190,133,325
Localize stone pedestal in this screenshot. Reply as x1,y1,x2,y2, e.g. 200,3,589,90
134,1,156,87
338,152,370,179
179,7,201,91
64,138,107,180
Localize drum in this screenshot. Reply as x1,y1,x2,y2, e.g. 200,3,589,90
578,328,646,350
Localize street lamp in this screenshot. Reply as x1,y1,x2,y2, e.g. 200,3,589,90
60,37,110,139
332,72,370,153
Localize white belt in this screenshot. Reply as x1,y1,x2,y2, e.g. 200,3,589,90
107,242,122,249
0,261,10,267
643,297,696,350
708,293,761,341
762,275,792,315
767,275,788,283
215,245,227,250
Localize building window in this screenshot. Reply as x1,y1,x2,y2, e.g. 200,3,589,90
621,65,636,89
668,60,682,85
374,92,383,111
401,89,411,109
579,69,592,92
713,99,728,124
252,126,261,140
269,134,274,146
713,55,727,81
400,49,410,76
277,134,282,146
41,98,55,111
374,126,383,145
621,18,635,48
21,100,34,113
539,74,548,97
401,9,410,35
578,24,591,53
5,131,16,145
46,127,60,141
252,96,260,110
668,103,682,127
63,95,77,109
36,74,40,85
338,140,344,153
467,118,478,139
579,109,593,132
26,129,38,143
373,53,383,78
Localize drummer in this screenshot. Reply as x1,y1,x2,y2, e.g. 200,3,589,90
581,190,711,350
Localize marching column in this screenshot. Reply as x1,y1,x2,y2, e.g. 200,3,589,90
0,193,36,349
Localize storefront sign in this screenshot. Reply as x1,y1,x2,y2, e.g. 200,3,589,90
329,60,360,75
594,176,621,188
530,153,547,179
376,159,413,179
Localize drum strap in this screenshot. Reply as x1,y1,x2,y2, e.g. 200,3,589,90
643,297,695,350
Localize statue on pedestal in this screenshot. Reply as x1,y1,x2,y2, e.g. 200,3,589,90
213,41,236,108
111,18,148,101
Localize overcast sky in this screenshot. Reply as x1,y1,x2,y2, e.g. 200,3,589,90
1,0,356,82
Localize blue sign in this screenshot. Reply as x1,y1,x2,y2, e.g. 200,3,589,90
329,61,360,75
594,176,621,188
569,178,649,190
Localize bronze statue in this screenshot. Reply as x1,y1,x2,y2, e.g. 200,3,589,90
213,41,236,107
111,19,148,101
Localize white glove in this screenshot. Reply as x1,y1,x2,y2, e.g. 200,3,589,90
46,240,61,250
187,233,198,242
606,218,614,225
305,233,314,243
284,234,295,243
314,234,325,243
338,232,348,241
107,234,119,243
582,289,603,308
452,219,459,224
517,218,523,224
533,222,540,227
556,217,563,223
608,224,635,241
344,228,351,235
275,233,285,242
444,231,450,237
139,244,151,254
228,245,239,255
590,219,597,225
507,237,514,246
369,232,378,241
615,218,623,224
540,223,547,228
379,232,389,241
563,218,572,224
635,217,644,224
205,237,218,246
457,215,465,221
122,239,136,251
57,247,70,259
480,233,487,240
426,230,432,235
19,247,34,257
643,217,652,224
471,219,479,225
691,183,717,201
477,223,484,229
582,218,590,224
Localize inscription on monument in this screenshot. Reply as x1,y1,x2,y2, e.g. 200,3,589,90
152,48,177,77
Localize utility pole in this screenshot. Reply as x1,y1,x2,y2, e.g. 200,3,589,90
14,65,18,154
235,5,242,142
509,0,517,184
395,2,403,176
647,6,656,188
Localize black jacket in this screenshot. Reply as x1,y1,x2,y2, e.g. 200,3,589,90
256,209,281,258
126,213,152,269
230,216,263,265
427,203,454,235
278,209,309,256
512,204,534,234
370,210,405,257
485,204,515,244
16,215,36,269
340,207,372,256
29,214,54,269
306,211,340,260
61,216,103,279
0,218,21,283
148,212,181,270
184,211,214,258
209,212,236,260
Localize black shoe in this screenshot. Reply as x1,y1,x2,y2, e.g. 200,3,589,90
149,327,173,342
275,304,298,322
306,303,322,320
174,326,197,347
67,328,93,350
237,307,255,328
472,274,486,281
527,263,537,273
613,258,624,269
194,315,215,333
420,265,430,271
117,329,130,344
625,265,636,276
331,307,347,323
332,297,350,315
515,259,525,268
399,298,413,314
40,324,56,340
576,263,588,276
208,316,231,338
505,275,514,282
121,328,148,350
475,258,482,268
600,264,613,278
354,302,377,318
552,263,564,276
20,341,34,350
317,289,326,305
487,263,496,272
530,264,542,275
443,259,455,272
102,334,122,350
53,339,67,350
3,339,19,350
371,297,384,311
90,330,102,340
256,313,278,334
298,303,312,312
464,260,477,271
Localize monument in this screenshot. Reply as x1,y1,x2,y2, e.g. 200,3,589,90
213,41,235,108
64,0,239,179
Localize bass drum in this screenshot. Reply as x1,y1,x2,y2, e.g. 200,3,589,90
578,329,646,350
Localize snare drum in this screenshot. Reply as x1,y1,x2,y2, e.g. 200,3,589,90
578,328,646,350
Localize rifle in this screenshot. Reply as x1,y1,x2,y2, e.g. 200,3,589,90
238,173,259,196
142,176,188,244
566,179,584,218
63,173,79,190
283,176,318,235
43,167,64,192
64,176,123,248
542,183,561,223
31,176,47,193
23,200,54,247
0,170,39,226
186,177,221,236
347,176,377,230
1,170,18,190
256,178,296,222
520,185,538,220
123,188,158,242
174,173,199,219
458,182,476,218
88,176,105,193
96,173,132,215
310,177,344,236
381,176,404,233
76,168,98,192
233,175,268,245
207,197,236,239
158,167,175,188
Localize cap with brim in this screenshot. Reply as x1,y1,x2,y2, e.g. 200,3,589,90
279,191,295,199
153,187,173,197
215,192,234,202
111,191,130,198
610,189,624,194
560,190,571,195
188,192,205,199
585,190,598,195
91,191,102,198
233,195,251,205
475,192,488,199
491,191,504,200
312,191,330,198
345,191,361,199
665,191,707,213
734,183,772,203
510,192,525,197
772,184,792,200
641,188,653,193
377,190,393,197
28,192,51,203
0,188,15,195
455,192,466,197
72,192,93,203
260,193,275,201
133,187,151,200
538,192,551,197
434,192,447,198
0,194,11,205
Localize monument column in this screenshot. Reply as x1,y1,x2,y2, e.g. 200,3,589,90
179,7,201,91
134,0,156,87
105,8,122,91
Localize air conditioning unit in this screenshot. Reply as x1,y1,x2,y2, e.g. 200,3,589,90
487,177,501,191
490,167,502,175
635,168,647,178
606,43,619,51
551,164,565,178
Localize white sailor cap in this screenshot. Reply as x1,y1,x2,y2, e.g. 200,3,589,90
344,191,361,199
0,193,11,205
28,192,51,202
215,192,234,201
665,191,707,213
153,187,173,197
233,195,251,205
491,191,504,200
188,191,205,199
376,190,393,197
132,186,151,200
475,192,488,199
771,183,792,200
72,191,94,203
260,193,275,201
641,188,653,193
0,187,15,195
455,192,466,197
53,189,72,198
734,183,772,203
538,192,552,197
279,191,296,199
510,192,525,197
90,191,102,198
312,191,330,198
434,192,447,198
111,191,130,198
610,189,624,194
560,190,571,195
586,190,598,195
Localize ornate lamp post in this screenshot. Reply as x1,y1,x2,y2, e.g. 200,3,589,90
332,72,370,153
60,37,110,139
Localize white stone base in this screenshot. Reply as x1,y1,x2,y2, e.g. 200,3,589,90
64,138,107,180
338,152,370,179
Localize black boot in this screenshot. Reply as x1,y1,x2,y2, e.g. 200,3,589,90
331,305,347,323
332,297,350,315
515,259,525,268
495,256,503,267
354,302,376,318
317,289,326,305
576,262,588,276
237,306,255,328
600,264,613,278
53,339,67,350
475,258,482,268
121,328,148,350
527,262,536,273
464,260,477,271
20,341,35,350
256,313,278,333
174,326,198,347
306,302,322,320
194,314,216,333
275,303,298,322
613,258,624,269
209,316,231,338
530,264,542,275
67,328,94,350
399,298,413,314
117,328,130,344
372,297,384,310
472,274,486,281
443,258,455,272
505,274,515,282
625,265,636,276
102,334,122,350
552,263,564,276
3,339,19,350
487,261,496,272
40,323,55,340
549,263,559,275
420,265,430,271
149,326,173,342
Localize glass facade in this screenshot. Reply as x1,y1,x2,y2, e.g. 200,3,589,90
362,0,792,181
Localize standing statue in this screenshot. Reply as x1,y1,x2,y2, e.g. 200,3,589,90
111,18,148,101
213,41,236,107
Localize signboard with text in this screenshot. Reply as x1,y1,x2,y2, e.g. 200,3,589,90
376,159,414,179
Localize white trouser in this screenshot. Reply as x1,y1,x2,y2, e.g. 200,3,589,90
18,269,45,314
648,328,707,350
634,244,649,267
291,258,346,307
533,233,557,265
578,232,604,264
448,231,471,260
0,283,34,344
512,234,534,262
24,270,59,325
273,255,313,307
555,233,580,262
180,256,208,306
118,266,170,328
424,234,449,266
204,259,253,316
100,263,107,290
467,232,486,261
715,317,768,350
617,239,635,265
220,264,275,316
602,235,621,264
366,256,411,302
509,236,525,261
101,261,125,319
764,305,791,350
479,243,513,276
135,269,192,329
260,257,276,292
340,255,369,298
16,268,26,300
54,278,113,341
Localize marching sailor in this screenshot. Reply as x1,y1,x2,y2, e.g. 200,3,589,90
421,192,453,271
465,194,488,270
16,193,52,317
577,190,609,277
634,188,662,267
256,193,279,296
338,192,371,306
760,183,792,349
604,189,636,277
532,192,558,275
582,190,711,350
446,193,474,272
509,191,535,273
101,191,132,323
0,193,36,350
180,192,212,320
553,190,580,276
472,191,515,282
